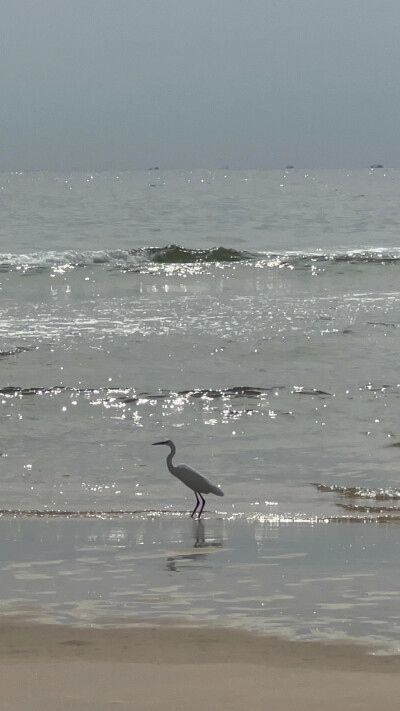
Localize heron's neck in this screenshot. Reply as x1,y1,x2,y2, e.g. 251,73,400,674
166,443,176,474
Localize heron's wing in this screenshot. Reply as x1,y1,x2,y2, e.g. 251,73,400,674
174,464,223,495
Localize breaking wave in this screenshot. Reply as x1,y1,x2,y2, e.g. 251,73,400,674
312,483,400,500
2,245,400,273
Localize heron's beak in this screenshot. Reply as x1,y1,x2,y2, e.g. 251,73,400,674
152,440,168,446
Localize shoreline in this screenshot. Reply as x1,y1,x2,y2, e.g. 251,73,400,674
1,615,400,671
2,618,400,711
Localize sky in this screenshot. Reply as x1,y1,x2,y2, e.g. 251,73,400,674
2,0,400,170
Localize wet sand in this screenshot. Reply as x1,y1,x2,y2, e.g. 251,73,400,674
2,617,400,711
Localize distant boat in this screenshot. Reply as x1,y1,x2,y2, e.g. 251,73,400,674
285,165,294,170
370,164,384,169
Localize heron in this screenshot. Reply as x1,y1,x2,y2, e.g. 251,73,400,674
152,439,224,517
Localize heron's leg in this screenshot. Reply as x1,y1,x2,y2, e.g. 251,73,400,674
191,492,200,518
198,494,206,518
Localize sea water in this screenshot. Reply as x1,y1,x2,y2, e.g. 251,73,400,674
1,168,400,648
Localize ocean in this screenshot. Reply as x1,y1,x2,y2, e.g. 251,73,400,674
2,167,400,650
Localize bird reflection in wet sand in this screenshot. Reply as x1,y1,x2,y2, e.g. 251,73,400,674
192,518,223,549
152,439,224,517
166,520,223,571
194,518,206,547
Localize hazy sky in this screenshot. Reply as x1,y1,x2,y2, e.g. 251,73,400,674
2,0,400,170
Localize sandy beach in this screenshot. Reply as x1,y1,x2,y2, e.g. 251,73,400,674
2,617,400,711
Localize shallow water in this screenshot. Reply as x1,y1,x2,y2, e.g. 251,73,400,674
1,516,400,652
2,252,400,521
2,168,400,646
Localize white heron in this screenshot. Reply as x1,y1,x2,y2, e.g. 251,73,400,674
152,439,224,517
